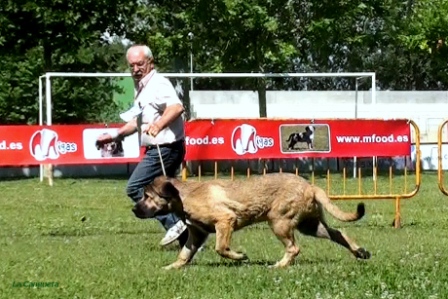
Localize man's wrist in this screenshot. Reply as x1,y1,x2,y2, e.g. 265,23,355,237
109,129,120,140
154,122,163,131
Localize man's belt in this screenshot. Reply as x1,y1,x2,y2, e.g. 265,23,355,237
145,139,184,150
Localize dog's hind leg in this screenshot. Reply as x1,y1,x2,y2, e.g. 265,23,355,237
288,141,295,150
297,218,371,260
163,227,209,270
269,219,300,268
214,219,248,261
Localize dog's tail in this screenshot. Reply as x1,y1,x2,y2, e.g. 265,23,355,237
312,185,365,222
286,134,293,141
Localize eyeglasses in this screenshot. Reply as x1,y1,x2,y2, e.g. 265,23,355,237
129,60,148,69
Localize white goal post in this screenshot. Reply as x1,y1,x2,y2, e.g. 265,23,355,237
38,71,377,182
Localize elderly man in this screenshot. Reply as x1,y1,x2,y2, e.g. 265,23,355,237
95,44,188,247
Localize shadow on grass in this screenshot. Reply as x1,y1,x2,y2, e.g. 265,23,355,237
201,256,342,268
202,259,274,267
42,228,160,238
243,221,415,231
0,177,41,182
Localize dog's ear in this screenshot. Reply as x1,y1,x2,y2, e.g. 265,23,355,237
159,181,180,200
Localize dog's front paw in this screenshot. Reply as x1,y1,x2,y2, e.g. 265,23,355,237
270,261,291,269
354,247,371,260
162,262,184,270
236,251,249,261
162,264,175,270
268,263,280,269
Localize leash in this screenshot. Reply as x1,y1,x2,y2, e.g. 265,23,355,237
147,127,166,177
156,143,167,176
139,100,166,176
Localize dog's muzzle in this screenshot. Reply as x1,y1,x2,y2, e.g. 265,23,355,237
132,202,146,219
132,202,156,219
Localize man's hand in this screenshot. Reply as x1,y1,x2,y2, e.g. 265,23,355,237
144,123,162,137
95,134,114,149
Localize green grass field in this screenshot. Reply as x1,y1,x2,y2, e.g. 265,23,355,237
2,172,448,299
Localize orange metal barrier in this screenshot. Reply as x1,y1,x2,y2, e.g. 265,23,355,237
438,119,448,196
182,120,421,229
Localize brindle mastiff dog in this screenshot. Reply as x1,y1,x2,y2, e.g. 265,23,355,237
132,173,370,269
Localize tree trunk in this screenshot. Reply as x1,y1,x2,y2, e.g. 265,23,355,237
182,78,192,120
256,77,270,174
182,77,196,177
257,77,267,118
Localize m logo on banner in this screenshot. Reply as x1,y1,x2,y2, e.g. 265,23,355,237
231,124,274,156
29,129,60,161
29,129,78,162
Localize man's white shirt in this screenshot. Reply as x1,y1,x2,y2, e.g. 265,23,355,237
119,70,185,147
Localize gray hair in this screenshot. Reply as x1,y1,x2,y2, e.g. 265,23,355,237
126,45,153,60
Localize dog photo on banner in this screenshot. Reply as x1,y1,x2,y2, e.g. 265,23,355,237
280,124,330,152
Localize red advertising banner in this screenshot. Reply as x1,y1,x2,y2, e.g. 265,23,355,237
184,119,411,160
0,119,411,166
0,124,143,166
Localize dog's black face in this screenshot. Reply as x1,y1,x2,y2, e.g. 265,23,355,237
100,140,124,157
97,133,124,157
114,140,124,154
305,126,314,135
287,126,315,150
132,178,183,219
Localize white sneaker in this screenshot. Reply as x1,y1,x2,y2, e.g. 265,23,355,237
160,221,187,246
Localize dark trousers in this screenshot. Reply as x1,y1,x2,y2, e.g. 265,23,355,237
126,140,185,230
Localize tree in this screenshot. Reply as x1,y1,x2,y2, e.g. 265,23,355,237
3,0,447,127
296,0,448,90
0,0,137,124
125,0,299,117
396,0,448,89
